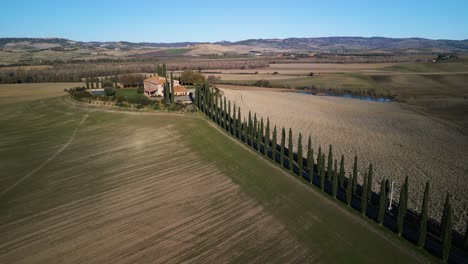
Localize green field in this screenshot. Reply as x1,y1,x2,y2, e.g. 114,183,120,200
0,87,439,263
115,88,147,99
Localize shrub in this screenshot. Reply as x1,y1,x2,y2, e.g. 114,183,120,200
104,87,116,96
71,91,92,99
102,79,114,88
136,86,144,93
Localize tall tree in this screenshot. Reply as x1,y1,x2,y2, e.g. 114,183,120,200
298,133,303,177
346,174,353,206
237,107,241,139
232,104,237,133
288,128,293,172
367,163,373,200
156,64,160,76
378,179,387,225
85,77,90,89
307,136,313,183
327,145,333,179
417,182,430,248
258,118,263,152
162,64,167,77
441,195,453,262
170,73,175,104
339,155,345,186
224,97,227,130
228,100,231,132
441,193,451,239
272,126,277,162
320,154,325,191
361,172,368,215
248,111,252,135
317,146,322,178
265,118,270,156
397,178,408,236
253,114,257,146
332,160,338,198
280,127,286,166
352,155,358,194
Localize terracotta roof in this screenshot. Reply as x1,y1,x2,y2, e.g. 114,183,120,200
174,85,188,93
144,76,167,85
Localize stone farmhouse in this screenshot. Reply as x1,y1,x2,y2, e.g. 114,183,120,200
143,76,188,97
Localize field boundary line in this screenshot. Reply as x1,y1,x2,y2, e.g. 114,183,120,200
0,113,89,198
203,118,434,264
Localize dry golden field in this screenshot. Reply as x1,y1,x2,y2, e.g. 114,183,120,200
220,87,468,232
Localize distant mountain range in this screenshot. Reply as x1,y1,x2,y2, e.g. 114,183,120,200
1,36,467,66
1,37,468,53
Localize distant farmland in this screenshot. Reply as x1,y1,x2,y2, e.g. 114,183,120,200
0,86,435,263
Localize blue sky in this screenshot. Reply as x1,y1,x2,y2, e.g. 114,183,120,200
1,0,467,42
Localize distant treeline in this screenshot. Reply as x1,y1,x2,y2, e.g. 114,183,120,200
194,84,468,263
0,60,268,84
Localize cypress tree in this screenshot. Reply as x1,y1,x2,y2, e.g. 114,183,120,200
85,78,90,89
228,100,231,132
352,155,358,194
378,179,387,225
223,97,227,129
320,154,325,191
237,107,241,139
298,133,303,177
265,118,270,156
232,104,237,134
280,127,285,166
272,126,277,162
253,114,257,148
258,118,264,152
288,128,293,172
397,179,408,236
317,146,322,174
441,193,450,239
170,73,175,104
339,155,345,187
317,148,322,178
162,64,167,77
257,119,262,152
327,145,333,179
332,159,338,198
248,111,252,134
346,174,353,206
156,64,160,76
361,172,368,215
220,98,225,129
441,197,453,262
417,181,430,248
367,163,373,200
307,136,313,183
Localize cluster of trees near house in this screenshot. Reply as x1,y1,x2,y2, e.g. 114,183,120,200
194,84,468,263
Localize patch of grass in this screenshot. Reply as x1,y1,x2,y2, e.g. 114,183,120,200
115,88,146,100
382,61,468,73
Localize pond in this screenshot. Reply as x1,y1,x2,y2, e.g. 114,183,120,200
89,90,105,96
298,91,393,102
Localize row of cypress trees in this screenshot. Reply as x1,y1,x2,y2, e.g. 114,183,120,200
85,76,118,89
156,64,167,77
163,72,175,105
194,84,467,262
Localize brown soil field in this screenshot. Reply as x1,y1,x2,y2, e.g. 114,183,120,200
0,83,82,105
0,103,315,263
221,88,468,232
